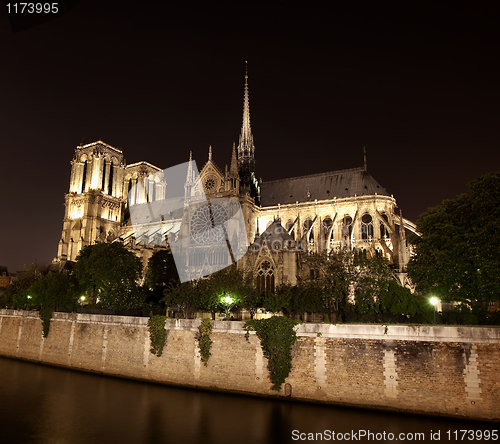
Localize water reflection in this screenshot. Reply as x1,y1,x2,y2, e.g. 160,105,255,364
0,357,496,444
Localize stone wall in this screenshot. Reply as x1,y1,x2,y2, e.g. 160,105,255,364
0,309,498,421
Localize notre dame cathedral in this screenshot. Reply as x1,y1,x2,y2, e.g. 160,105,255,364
53,69,417,288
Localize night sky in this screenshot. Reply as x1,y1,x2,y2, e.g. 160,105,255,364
0,1,498,273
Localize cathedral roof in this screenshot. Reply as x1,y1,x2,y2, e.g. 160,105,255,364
260,167,390,206
128,198,184,226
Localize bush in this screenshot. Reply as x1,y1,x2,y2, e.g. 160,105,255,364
245,316,301,391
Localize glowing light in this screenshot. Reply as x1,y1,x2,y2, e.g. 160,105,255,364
69,204,84,220
430,297,438,306
27,295,32,299
80,296,86,302
222,295,234,305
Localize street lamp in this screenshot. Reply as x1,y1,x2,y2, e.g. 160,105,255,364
220,294,235,320
430,297,438,325
79,296,85,313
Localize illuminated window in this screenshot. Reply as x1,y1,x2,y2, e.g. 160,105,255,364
286,219,295,239
257,260,275,293
304,217,314,244
380,213,389,238
81,160,88,192
322,216,334,244
108,165,114,195
101,161,106,190
361,213,373,240
342,215,353,243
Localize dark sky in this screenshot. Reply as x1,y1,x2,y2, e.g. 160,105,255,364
0,1,498,272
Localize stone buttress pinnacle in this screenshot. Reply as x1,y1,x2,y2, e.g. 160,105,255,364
230,142,239,177
185,151,195,186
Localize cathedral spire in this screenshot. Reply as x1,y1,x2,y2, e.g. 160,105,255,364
237,61,255,170
208,145,213,161
237,62,259,202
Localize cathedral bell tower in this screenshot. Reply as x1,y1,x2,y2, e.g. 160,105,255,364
237,62,260,204
55,141,126,264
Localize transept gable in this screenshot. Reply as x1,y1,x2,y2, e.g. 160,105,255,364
199,146,225,194
252,220,295,253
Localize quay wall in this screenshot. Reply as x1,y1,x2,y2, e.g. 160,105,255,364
0,309,499,421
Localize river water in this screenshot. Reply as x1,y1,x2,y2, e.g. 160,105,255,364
0,357,496,444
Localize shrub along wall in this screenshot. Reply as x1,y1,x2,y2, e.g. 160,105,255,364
0,309,498,421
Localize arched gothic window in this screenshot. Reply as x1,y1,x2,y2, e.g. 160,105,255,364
108,165,114,195
342,215,353,245
257,260,275,293
361,213,373,240
380,213,389,239
81,160,88,192
322,216,334,245
304,217,314,244
286,219,295,239
101,161,106,190
128,178,133,204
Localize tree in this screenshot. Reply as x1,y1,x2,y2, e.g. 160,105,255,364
73,242,145,310
379,280,420,316
143,249,180,306
27,272,78,337
163,280,200,319
408,172,500,317
303,249,406,320
270,281,323,317
195,266,254,319
263,283,292,314
352,254,394,314
2,263,47,308
27,272,77,310
163,266,261,319
302,249,357,322
238,271,263,319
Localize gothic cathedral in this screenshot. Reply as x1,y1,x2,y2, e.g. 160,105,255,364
53,69,417,287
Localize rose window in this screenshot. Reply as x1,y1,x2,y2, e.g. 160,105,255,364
190,203,228,244
204,177,217,191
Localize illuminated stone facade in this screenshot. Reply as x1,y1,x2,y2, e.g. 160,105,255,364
54,71,416,286
57,142,126,263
